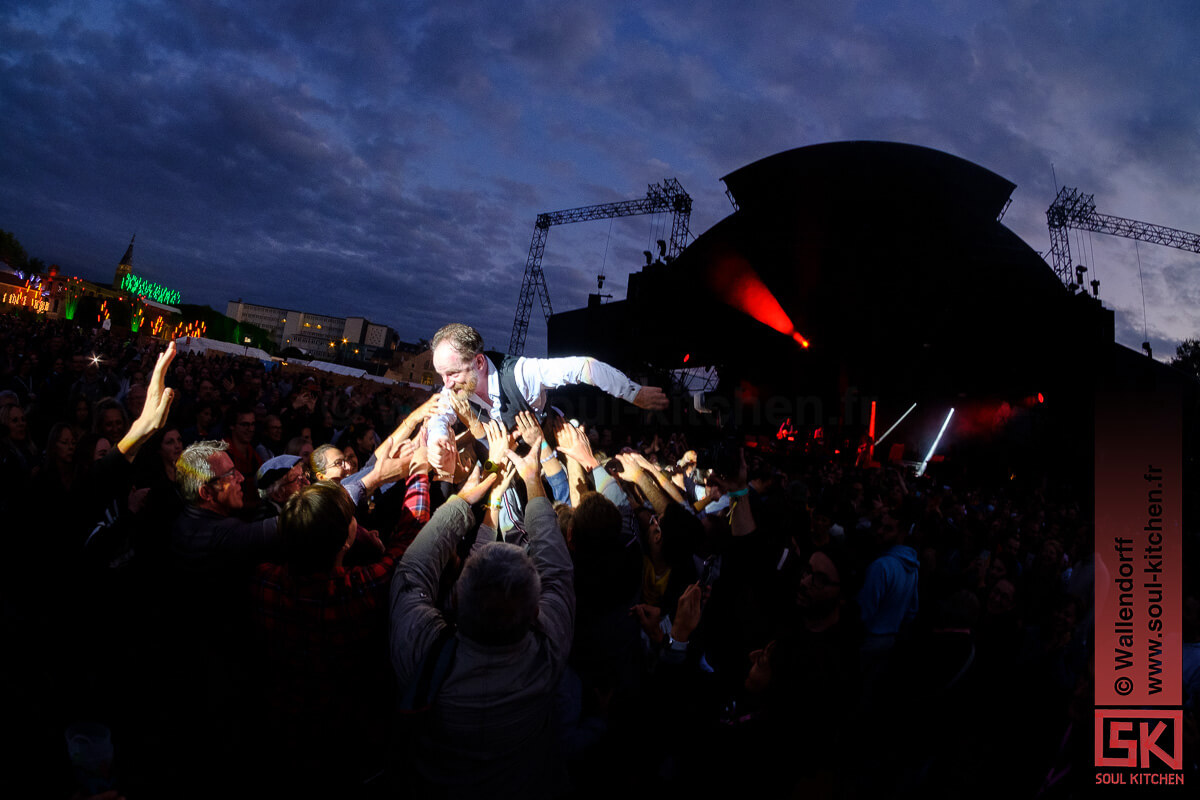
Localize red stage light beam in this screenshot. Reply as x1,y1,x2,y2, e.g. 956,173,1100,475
709,257,811,349
868,400,877,462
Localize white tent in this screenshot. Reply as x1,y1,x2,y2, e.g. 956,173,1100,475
174,338,399,384
280,358,398,384
173,336,273,360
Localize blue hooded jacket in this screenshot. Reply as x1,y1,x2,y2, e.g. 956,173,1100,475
857,545,920,636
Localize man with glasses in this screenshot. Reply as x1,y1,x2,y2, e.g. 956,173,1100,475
171,440,282,573
224,408,263,495
165,439,286,791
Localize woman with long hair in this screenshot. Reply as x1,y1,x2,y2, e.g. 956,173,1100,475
33,422,76,494
134,425,185,491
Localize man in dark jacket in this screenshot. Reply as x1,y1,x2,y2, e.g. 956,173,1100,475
390,450,574,798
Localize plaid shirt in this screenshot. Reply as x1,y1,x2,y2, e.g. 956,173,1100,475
250,471,431,745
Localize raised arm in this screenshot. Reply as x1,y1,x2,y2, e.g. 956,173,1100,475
613,453,672,516
516,410,568,501
632,452,686,507
553,416,599,507
391,393,440,445
388,464,498,685
389,499,470,685
117,341,176,461
719,449,756,538
508,447,574,658
445,388,486,441
515,356,668,410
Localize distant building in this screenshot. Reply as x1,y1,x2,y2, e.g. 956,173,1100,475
385,346,437,386
226,299,397,363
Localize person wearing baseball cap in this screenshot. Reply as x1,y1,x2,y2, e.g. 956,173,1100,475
256,455,309,518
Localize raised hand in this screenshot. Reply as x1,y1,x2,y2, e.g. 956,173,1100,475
457,462,499,506
514,410,544,451
430,435,457,480
397,394,440,440
551,416,598,470
504,447,544,499
505,446,539,482
141,341,177,431
632,385,669,411
373,438,415,485
613,452,646,481
488,463,519,507
119,341,177,459
482,419,516,466
631,451,658,472
445,389,471,423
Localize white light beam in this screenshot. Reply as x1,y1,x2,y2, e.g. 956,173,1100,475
916,408,954,478
875,403,917,445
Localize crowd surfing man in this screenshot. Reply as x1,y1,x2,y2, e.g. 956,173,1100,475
425,323,668,476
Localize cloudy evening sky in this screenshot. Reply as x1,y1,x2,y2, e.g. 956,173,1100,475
3,0,1199,357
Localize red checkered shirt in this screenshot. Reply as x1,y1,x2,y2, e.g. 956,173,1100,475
250,471,431,747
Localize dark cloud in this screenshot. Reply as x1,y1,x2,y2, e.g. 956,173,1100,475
3,0,1200,357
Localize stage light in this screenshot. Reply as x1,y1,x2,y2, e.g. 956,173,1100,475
916,408,955,478
875,403,917,445
683,353,690,363
868,400,877,463
1037,392,1044,404
709,255,811,350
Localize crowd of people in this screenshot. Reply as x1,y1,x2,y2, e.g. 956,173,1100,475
2,313,1197,798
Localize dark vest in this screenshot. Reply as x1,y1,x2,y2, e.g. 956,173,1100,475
495,356,534,428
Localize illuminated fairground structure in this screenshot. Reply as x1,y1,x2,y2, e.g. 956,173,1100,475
0,234,183,338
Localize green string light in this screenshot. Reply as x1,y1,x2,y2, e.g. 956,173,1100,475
120,273,180,306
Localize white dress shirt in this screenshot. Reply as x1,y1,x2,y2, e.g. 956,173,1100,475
427,355,642,442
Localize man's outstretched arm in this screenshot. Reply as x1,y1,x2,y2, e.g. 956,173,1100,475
516,356,668,410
